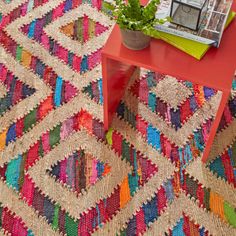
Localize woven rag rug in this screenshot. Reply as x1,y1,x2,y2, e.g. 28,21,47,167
0,0,235,235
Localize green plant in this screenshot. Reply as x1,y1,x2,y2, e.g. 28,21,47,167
113,0,168,34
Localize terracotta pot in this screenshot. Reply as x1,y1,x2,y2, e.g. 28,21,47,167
120,28,151,50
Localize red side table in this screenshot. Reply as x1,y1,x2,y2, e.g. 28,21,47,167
101,8,236,163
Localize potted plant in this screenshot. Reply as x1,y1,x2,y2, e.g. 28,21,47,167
113,0,167,50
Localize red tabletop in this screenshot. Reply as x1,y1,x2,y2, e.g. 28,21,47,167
102,6,236,93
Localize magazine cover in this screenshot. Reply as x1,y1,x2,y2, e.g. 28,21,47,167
155,0,233,47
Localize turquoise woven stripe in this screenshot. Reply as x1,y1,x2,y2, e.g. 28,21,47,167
209,157,226,179
147,125,161,151
172,218,184,236
54,76,63,107
98,79,103,104
28,20,36,38
5,154,22,190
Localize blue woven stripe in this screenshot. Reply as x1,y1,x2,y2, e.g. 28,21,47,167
54,76,63,107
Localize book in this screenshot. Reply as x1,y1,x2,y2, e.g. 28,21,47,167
155,0,233,47
158,11,236,60
146,11,235,60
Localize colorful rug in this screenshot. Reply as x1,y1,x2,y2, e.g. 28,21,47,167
0,0,235,235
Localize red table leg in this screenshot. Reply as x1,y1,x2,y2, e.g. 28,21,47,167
102,55,137,130
202,90,230,163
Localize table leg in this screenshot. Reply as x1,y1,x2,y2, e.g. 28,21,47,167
202,90,230,163
102,54,137,130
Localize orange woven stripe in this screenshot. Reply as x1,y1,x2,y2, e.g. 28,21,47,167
38,95,53,119
173,170,181,195
21,50,32,68
0,129,7,151
120,176,131,208
60,22,74,37
210,191,226,221
103,164,111,176
194,85,205,107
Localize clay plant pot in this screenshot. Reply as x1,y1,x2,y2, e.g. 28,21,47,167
120,28,151,50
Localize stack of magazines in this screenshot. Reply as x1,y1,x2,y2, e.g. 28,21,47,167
153,0,234,59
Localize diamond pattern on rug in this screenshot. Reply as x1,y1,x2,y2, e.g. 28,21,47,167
20,3,113,74
150,75,192,110
60,15,109,43
48,149,111,194
0,0,235,235
130,71,218,131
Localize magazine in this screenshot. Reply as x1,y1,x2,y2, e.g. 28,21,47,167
155,0,233,47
